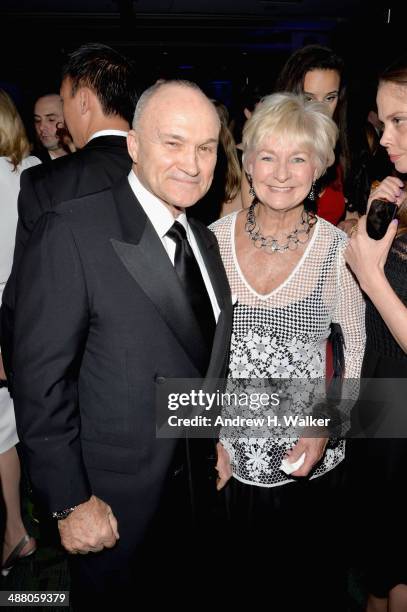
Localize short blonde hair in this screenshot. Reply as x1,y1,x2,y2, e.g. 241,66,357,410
242,92,338,178
0,89,31,170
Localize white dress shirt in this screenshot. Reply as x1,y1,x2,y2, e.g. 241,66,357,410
88,129,128,142
128,171,220,321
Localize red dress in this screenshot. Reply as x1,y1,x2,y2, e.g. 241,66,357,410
317,165,345,226
317,165,346,379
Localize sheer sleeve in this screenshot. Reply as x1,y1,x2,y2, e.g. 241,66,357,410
333,243,366,379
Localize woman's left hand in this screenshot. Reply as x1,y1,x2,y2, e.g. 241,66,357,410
284,436,328,477
344,214,398,293
215,442,233,490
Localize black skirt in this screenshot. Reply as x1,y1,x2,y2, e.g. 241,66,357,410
347,346,407,597
224,462,348,611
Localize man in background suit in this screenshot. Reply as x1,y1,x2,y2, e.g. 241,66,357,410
1,43,136,377
12,80,233,609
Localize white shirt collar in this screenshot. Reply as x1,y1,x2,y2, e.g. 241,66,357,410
88,129,128,143
127,170,220,321
128,170,187,239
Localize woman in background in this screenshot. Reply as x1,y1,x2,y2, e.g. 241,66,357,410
0,89,40,575
219,85,265,217
276,44,371,233
345,56,407,612
188,99,241,225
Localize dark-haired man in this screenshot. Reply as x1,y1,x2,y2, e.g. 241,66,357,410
1,43,137,377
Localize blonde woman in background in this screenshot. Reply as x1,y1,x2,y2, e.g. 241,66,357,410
0,89,40,575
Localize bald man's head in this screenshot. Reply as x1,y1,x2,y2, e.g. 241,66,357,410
132,80,220,132
127,80,220,214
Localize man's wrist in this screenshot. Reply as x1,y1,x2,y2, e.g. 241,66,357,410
52,506,77,520
52,494,93,520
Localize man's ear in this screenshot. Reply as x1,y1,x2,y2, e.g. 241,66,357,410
127,130,139,164
78,88,90,115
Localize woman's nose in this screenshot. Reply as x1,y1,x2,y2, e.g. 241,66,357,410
274,161,290,182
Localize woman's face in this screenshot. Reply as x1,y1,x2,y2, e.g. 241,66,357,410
246,134,317,212
378,81,407,174
303,69,341,118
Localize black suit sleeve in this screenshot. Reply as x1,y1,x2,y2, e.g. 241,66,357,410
1,168,45,378
16,168,45,266
12,211,91,512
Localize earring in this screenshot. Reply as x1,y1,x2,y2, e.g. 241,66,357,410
308,180,317,201
247,174,256,198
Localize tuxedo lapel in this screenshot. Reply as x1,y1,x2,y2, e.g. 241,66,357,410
189,219,233,379
189,219,227,310
111,178,210,374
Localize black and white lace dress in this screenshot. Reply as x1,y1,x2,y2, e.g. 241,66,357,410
211,211,366,488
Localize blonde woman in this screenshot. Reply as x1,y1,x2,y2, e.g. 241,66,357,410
0,89,40,575
211,93,365,609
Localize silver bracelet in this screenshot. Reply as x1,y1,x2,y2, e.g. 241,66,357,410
51,506,77,520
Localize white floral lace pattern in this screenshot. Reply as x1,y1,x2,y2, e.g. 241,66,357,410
230,328,324,379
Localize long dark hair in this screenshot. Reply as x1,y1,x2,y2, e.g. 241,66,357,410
276,46,347,169
275,45,373,214
275,45,345,130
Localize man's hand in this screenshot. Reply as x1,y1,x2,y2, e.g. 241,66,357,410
58,495,119,554
215,442,232,490
283,436,328,477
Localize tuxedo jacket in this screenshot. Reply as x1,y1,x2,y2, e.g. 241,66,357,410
12,177,233,522
1,135,132,375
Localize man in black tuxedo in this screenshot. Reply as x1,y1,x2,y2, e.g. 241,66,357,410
12,80,233,608
0,43,136,377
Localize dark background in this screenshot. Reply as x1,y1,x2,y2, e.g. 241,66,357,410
1,1,407,132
